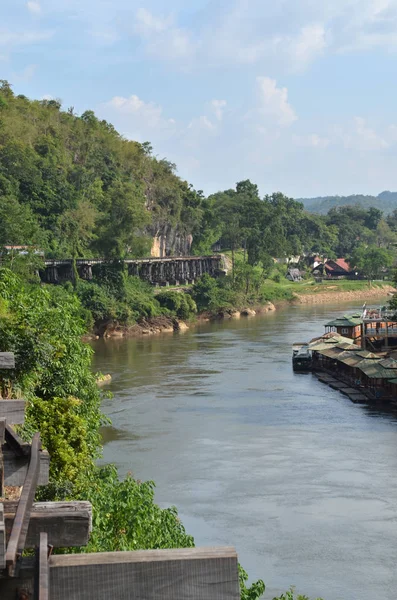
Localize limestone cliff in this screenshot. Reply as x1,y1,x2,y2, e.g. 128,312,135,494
150,225,193,257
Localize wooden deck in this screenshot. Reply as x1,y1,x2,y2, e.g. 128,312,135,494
314,373,368,403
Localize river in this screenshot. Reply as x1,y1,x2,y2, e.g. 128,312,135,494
92,301,397,600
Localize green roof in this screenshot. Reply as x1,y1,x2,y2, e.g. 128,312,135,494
325,314,363,328
356,360,397,379
355,351,380,359
336,352,366,367
379,358,397,369
309,334,357,351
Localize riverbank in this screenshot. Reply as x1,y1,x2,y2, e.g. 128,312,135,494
92,281,394,339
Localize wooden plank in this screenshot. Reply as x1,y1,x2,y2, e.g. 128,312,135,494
5,423,31,457
0,400,26,425
3,448,49,487
0,353,15,369
49,547,240,600
0,503,5,570
6,433,41,575
4,502,92,548
35,532,49,600
0,419,5,445
0,448,3,499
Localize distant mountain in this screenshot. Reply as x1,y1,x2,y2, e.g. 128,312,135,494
298,191,397,215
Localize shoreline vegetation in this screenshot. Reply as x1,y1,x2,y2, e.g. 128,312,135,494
87,279,395,339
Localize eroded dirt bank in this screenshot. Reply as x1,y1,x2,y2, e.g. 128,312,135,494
294,284,395,305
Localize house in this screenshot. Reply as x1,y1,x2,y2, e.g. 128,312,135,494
2,245,44,256
324,258,353,278
286,268,303,282
324,314,363,341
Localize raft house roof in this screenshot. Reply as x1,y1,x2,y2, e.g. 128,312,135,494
325,314,363,328
315,343,397,379
308,334,356,351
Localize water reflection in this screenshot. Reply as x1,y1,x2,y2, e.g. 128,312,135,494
92,300,397,600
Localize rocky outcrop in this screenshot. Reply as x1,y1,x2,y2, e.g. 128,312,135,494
150,224,193,257
241,308,257,317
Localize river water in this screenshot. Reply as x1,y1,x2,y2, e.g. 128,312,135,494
92,301,397,600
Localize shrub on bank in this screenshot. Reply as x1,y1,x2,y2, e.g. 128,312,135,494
156,290,197,319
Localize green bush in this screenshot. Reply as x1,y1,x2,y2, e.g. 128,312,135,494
0,268,103,482
74,465,195,553
124,276,161,319
192,273,235,312
156,290,197,319
76,280,118,322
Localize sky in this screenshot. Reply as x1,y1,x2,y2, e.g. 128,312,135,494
2,0,397,198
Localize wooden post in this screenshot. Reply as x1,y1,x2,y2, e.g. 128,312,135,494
34,532,49,600
6,433,41,575
0,418,5,444
0,503,5,570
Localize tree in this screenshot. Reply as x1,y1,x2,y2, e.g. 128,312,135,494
59,200,97,285
0,195,42,246
351,245,394,281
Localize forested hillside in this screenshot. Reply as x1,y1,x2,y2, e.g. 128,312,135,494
299,192,397,215
0,80,202,258
1,80,397,280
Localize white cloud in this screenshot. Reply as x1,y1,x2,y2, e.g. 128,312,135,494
256,77,297,127
0,30,53,48
354,116,389,149
98,76,397,199
188,115,215,132
134,8,193,60
27,1,41,14
335,117,390,150
290,24,327,71
293,133,330,148
135,8,171,35
102,94,178,145
210,100,227,121
107,95,169,129
128,1,397,72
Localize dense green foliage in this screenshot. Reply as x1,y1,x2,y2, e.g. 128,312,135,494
74,465,195,553
156,290,197,319
192,181,339,264
0,269,102,482
0,80,203,258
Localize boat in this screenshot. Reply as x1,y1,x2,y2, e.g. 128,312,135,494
292,343,313,371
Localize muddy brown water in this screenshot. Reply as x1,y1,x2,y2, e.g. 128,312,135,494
92,301,397,600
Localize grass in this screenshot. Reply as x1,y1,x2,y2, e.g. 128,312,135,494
279,279,391,296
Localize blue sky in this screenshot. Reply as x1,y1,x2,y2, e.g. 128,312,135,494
2,0,397,198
